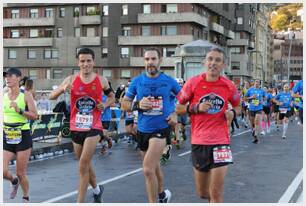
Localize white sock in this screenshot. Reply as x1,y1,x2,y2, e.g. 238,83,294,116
283,123,288,136
93,185,101,195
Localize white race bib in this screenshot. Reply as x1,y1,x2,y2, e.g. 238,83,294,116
143,97,163,116
75,113,93,129
213,146,233,164
279,108,288,114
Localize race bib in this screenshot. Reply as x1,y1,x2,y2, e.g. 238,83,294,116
213,145,233,164
279,108,288,114
76,113,93,129
252,99,259,106
4,127,22,145
143,97,163,116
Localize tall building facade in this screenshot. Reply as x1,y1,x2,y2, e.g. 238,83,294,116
4,3,263,90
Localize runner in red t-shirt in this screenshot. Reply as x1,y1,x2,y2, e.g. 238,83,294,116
49,48,115,203
176,47,240,203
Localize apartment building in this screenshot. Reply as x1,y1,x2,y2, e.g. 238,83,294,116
4,3,258,90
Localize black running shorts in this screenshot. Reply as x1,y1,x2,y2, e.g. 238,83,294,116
3,130,32,154
136,126,171,151
71,129,103,145
249,110,262,117
191,144,233,172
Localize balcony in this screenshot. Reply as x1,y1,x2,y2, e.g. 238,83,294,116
211,22,224,34
138,12,208,27
4,17,55,27
80,37,101,46
228,30,235,39
4,38,53,47
227,39,249,46
79,15,101,25
118,35,194,46
130,57,175,67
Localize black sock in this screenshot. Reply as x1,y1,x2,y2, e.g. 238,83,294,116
23,196,29,201
11,177,18,185
159,191,165,199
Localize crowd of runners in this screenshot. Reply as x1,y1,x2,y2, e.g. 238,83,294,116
3,47,303,203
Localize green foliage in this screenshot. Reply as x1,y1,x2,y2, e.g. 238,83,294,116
270,3,303,31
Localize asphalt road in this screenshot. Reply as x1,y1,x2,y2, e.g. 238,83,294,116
3,121,303,203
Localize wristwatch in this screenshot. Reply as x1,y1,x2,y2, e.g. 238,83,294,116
19,108,24,115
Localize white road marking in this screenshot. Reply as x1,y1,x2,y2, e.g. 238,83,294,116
178,130,251,157
42,168,143,203
278,169,303,203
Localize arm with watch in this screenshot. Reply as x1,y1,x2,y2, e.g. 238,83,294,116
10,90,38,120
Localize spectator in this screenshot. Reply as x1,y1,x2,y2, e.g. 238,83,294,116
24,79,36,100
37,92,51,112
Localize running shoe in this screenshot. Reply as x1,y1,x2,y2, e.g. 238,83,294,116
93,185,104,203
158,189,172,203
252,136,258,144
10,178,19,199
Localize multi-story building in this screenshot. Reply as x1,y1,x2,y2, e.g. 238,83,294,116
4,3,256,90
273,31,303,82
226,3,256,86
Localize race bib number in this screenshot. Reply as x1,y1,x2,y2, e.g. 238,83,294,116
279,108,288,114
252,99,259,106
143,97,163,116
76,113,93,129
126,111,134,119
213,146,233,164
4,127,22,145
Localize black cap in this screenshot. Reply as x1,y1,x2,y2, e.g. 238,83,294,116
3,68,22,77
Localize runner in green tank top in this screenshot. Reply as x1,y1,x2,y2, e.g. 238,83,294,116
3,68,38,203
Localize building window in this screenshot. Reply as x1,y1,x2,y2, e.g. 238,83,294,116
121,47,129,58
102,69,112,78
59,7,65,17
74,27,80,37
27,49,36,59
73,69,79,75
143,4,151,14
102,48,108,58
141,26,151,36
86,27,96,37
223,4,229,11
122,26,131,36
231,62,240,70
74,7,80,17
11,9,20,19
122,5,128,15
45,28,53,37
53,69,63,79
8,50,17,59
87,6,97,15
237,17,243,25
161,25,177,35
46,69,51,79
11,29,19,38
29,70,38,79
30,9,38,18
44,49,58,59
166,4,178,13
57,28,63,37
45,8,53,17
103,27,108,37
162,47,175,57
230,47,243,54
103,5,109,16
121,69,131,78
30,29,38,38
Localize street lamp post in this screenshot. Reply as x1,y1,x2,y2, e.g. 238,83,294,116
287,29,294,83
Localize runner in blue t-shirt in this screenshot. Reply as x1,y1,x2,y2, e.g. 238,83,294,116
244,79,265,143
262,87,273,134
121,48,181,203
273,84,293,139
292,80,303,125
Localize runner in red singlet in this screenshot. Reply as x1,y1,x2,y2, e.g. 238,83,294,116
176,47,241,203
49,48,115,203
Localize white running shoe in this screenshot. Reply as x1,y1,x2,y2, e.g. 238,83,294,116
158,189,172,203
260,130,266,136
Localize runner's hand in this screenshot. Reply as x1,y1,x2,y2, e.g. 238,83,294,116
166,113,177,126
139,97,152,110
198,101,213,113
97,102,104,110
10,101,20,113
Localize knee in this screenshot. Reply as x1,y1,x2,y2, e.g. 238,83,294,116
79,160,90,175
196,188,209,199
143,166,155,179
16,170,26,180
